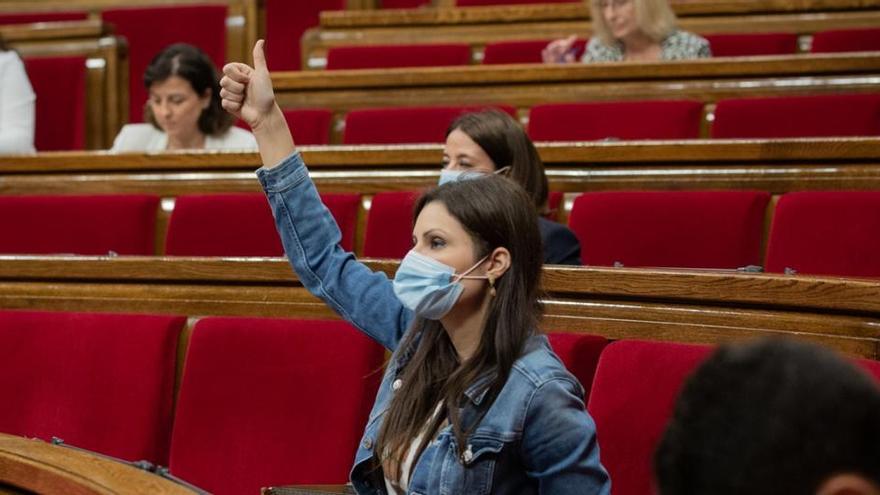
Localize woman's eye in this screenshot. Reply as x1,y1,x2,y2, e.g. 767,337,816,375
430,237,446,249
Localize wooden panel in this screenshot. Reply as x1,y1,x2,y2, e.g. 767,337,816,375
2,22,127,149
0,256,877,357
0,433,197,495
305,8,880,68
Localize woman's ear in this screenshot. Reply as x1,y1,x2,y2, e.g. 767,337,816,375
816,474,880,495
201,88,212,109
486,246,511,280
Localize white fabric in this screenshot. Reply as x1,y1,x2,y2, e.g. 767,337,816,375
109,123,257,152
384,403,444,494
0,50,36,154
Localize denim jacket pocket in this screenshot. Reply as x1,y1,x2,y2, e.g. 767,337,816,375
440,436,505,495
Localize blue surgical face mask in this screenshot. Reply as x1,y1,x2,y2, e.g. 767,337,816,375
438,166,511,186
392,250,489,320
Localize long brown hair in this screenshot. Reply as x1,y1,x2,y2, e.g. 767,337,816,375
447,109,550,213
375,175,544,481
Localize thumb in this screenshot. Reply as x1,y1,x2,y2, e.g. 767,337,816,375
565,34,578,47
253,39,268,72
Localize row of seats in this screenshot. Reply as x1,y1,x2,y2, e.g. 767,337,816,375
286,93,880,145
1,309,877,494
325,28,880,68
2,190,879,277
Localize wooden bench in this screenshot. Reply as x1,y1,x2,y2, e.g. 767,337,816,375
266,53,880,142
305,0,880,68
0,20,126,149
0,255,877,358
1,138,878,254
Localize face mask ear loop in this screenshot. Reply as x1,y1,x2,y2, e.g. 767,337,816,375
453,254,491,282
493,166,512,177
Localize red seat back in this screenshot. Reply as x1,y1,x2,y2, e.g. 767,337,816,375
363,191,420,258
587,340,712,495
343,105,516,145
0,194,158,255
856,357,880,385
482,38,586,65
22,56,86,151
326,43,471,70
380,0,431,6
0,310,185,464
102,5,227,124
765,191,880,277
283,108,334,145
265,0,346,70
169,317,385,494
165,193,359,256
569,191,769,268
703,32,799,56
547,333,608,401
528,100,704,141
811,28,880,53
711,94,880,138
0,12,87,24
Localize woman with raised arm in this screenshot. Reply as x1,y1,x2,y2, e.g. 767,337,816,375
220,40,610,495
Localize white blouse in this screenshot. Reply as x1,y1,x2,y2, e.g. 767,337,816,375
0,50,36,154
109,123,257,152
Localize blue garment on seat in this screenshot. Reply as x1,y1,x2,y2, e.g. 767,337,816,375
257,151,610,495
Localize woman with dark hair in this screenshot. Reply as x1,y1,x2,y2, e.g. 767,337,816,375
442,109,582,265
111,43,255,152
220,41,611,494
0,34,36,153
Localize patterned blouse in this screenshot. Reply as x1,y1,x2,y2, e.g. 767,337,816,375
581,29,712,62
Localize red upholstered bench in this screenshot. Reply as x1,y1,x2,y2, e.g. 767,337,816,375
102,5,227,124
528,100,704,141
482,39,587,65
703,32,799,57
343,105,516,145
568,190,769,269
0,310,185,464
457,0,580,5
587,340,713,495
264,0,345,70
764,191,880,278
165,192,359,256
363,190,420,259
711,93,880,138
168,317,385,495
282,108,334,145
0,194,159,255
22,56,87,151
547,333,608,402
811,28,880,53
326,43,472,70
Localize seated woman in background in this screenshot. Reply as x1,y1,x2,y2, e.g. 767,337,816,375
111,43,256,152
0,35,36,154
443,109,582,265
220,40,610,495
542,0,710,63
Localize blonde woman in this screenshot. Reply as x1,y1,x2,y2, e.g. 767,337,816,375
542,0,710,63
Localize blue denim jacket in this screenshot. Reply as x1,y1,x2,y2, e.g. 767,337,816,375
257,151,611,495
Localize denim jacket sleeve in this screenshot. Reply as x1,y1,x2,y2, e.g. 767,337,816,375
256,151,413,351
521,377,611,494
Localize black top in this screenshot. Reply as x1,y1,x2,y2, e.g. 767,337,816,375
538,217,582,266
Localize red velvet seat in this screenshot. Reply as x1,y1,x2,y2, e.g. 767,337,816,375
569,191,769,268
0,310,185,464
0,12,87,24
168,317,385,495
482,39,586,65
326,43,472,70
380,0,431,6
528,100,704,141
711,94,880,138
703,32,799,56
283,108,334,145
857,357,880,385
547,333,608,401
165,192,359,256
0,194,158,255
811,28,880,53
265,0,345,70
343,105,516,145
764,191,880,277
587,340,712,495
102,5,227,124
363,191,420,258
457,0,580,5
22,56,86,151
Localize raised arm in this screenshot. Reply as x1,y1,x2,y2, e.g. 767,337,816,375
220,41,413,350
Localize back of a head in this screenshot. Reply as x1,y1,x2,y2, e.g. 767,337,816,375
655,338,880,495
447,109,549,212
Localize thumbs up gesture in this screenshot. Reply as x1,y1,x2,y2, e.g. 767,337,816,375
221,39,276,130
